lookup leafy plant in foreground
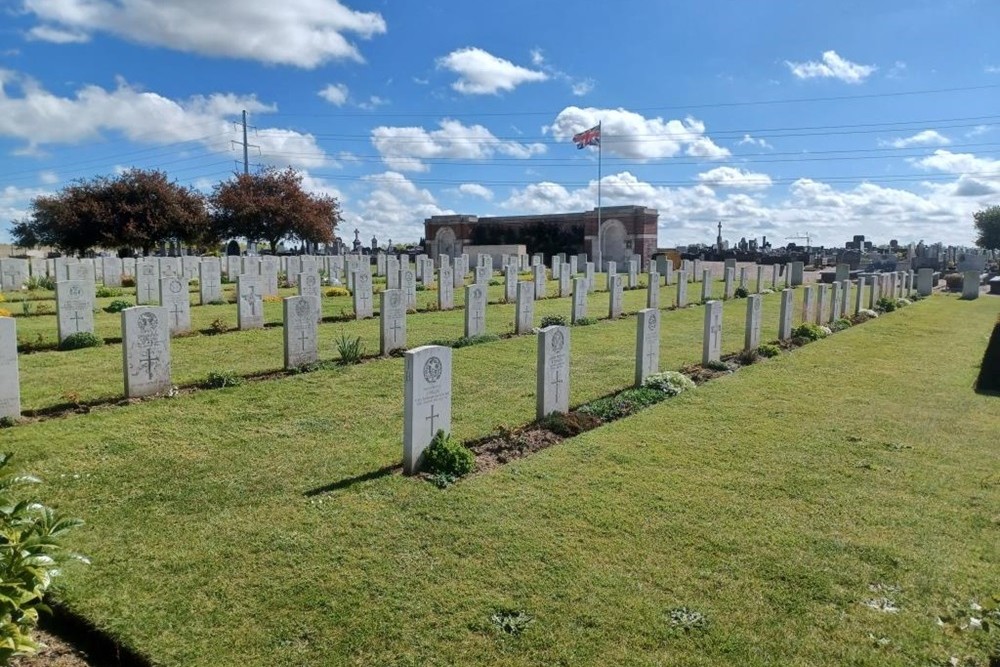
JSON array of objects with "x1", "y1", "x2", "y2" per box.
[
  {"x1": 335, "y1": 333, "x2": 365, "y2": 365},
  {"x1": 203, "y1": 370, "x2": 245, "y2": 389},
  {"x1": 103, "y1": 299, "x2": 132, "y2": 313},
  {"x1": 757, "y1": 343, "x2": 780, "y2": 358},
  {"x1": 421, "y1": 430, "x2": 475, "y2": 478},
  {"x1": 490, "y1": 608, "x2": 533, "y2": 636},
  {"x1": 792, "y1": 322, "x2": 829, "y2": 341},
  {"x1": 875, "y1": 297, "x2": 897, "y2": 313},
  {"x1": 58, "y1": 331, "x2": 102, "y2": 351},
  {"x1": 540, "y1": 314, "x2": 567, "y2": 327},
  {"x1": 643, "y1": 371, "x2": 696, "y2": 396}
]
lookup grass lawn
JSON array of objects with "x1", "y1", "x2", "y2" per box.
[{"x1": 7, "y1": 293, "x2": 997, "y2": 666}]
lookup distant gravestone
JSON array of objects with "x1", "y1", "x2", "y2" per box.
[
  {"x1": 585, "y1": 262, "x2": 596, "y2": 293},
  {"x1": 790, "y1": 261, "x2": 804, "y2": 287},
  {"x1": 817, "y1": 284, "x2": 830, "y2": 325},
  {"x1": 29, "y1": 258, "x2": 46, "y2": 279},
  {"x1": 771, "y1": 263, "x2": 779, "y2": 289},
  {"x1": 778, "y1": 289, "x2": 794, "y2": 340},
  {"x1": 516, "y1": 281, "x2": 534, "y2": 334},
  {"x1": 353, "y1": 270, "x2": 374, "y2": 319},
  {"x1": 452, "y1": 257, "x2": 465, "y2": 290},
  {"x1": 676, "y1": 271, "x2": 688, "y2": 307},
  {"x1": 504, "y1": 264, "x2": 517, "y2": 302},
  {"x1": 464, "y1": 284, "x2": 487, "y2": 338},
  {"x1": 121, "y1": 306, "x2": 171, "y2": 398},
  {"x1": 703, "y1": 301, "x2": 722, "y2": 365},
  {"x1": 635, "y1": 309, "x2": 660, "y2": 386},
  {"x1": 181, "y1": 256, "x2": 199, "y2": 282},
  {"x1": 438, "y1": 267, "x2": 454, "y2": 310},
  {"x1": 607, "y1": 261, "x2": 617, "y2": 278},
  {"x1": 0, "y1": 317, "x2": 20, "y2": 420},
  {"x1": 380, "y1": 289, "x2": 407, "y2": 356},
  {"x1": 159, "y1": 277, "x2": 191, "y2": 335},
  {"x1": 917, "y1": 268, "x2": 933, "y2": 296},
  {"x1": 533, "y1": 264, "x2": 546, "y2": 299},
  {"x1": 647, "y1": 271, "x2": 660, "y2": 309},
  {"x1": 403, "y1": 345, "x2": 452, "y2": 475},
  {"x1": 551, "y1": 255, "x2": 562, "y2": 282},
  {"x1": 159, "y1": 257, "x2": 180, "y2": 279},
  {"x1": 692, "y1": 260, "x2": 701, "y2": 281},
  {"x1": 570, "y1": 255, "x2": 579, "y2": 275},
  {"x1": 571, "y1": 278, "x2": 588, "y2": 324},
  {"x1": 839, "y1": 280, "x2": 851, "y2": 317},
  {"x1": 755, "y1": 265, "x2": 764, "y2": 293},
  {"x1": 55, "y1": 280, "x2": 95, "y2": 343},
  {"x1": 830, "y1": 281, "x2": 842, "y2": 321},
  {"x1": 283, "y1": 296, "x2": 318, "y2": 369},
  {"x1": 135, "y1": 260, "x2": 159, "y2": 305},
  {"x1": 738, "y1": 266, "x2": 748, "y2": 290},
  {"x1": 0, "y1": 259, "x2": 28, "y2": 291},
  {"x1": 723, "y1": 267, "x2": 735, "y2": 299},
  {"x1": 724, "y1": 258, "x2": 737, "y2": 272},
  {"x1": 608, "y1": 274, "x2": 623, "y2": 318},
  {"x1": 226, "y1": 255, "x2": 242, "y2": 280},
  {"x1": 286, "y1": 257, "x2": 302, "y2": 286},
  {"x1": 700, "y1": 270, "x2": 712, "y2": 302},
  {"x1": 536, "y1": 326, "x2": 570, "y2": 419},
  {"x1": 962, "y1": 271, "x2": 980, "y2": 299},
  {"x1": 261, "y1": 257, "x2": 280, "y2": 296},
  {"x1": 802, "y1": 285, "x2": 816, "y2": 324},
  {"x1": 854, "y1": 277, "x2": 866, "y2": 315},
  {"x1": 745, "y1": 294, "x2": 762, "y2": 351},
  {"x1": 475, "y1": 265, "x2": 490, "y2": 286},
  {"x1": 199, "y1": 260, "x2": 222, "y2": 305},
  {"x1": 559, "y1": 264, "x2": 572, "y2": 298},
  {"x1": 103, "y1": 257, "x2": 123, "y2": 288},
  {"x1": 835, "y1": 263, "x2": 850, "y2": 282},
  {"x1": 66, "y1": 261, "x2": 95, "y2": 283},
  {"x1": 627, "y1": 260, "x2": 639, "y2": 289},
  {"x1": 386, "y1": 257, "x2": 400, "y2": 289},
  {"x1": 237, "y1": 275, "x2": 264, "y2": 329},
  {"x1": 402, "y1": 269, "x2": 417, "y2": 310},
  {"x1": 242, "y1": 256, "x2": 261, "y2": 277},
  {"x1": 297, "y1": 272, "x2": 323, "y2": 322}
]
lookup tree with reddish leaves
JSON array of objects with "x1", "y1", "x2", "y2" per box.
[{"x1": 209, "y1": 167, "x2": 340, "y2": 253}]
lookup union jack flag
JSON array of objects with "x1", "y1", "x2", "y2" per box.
[{"x1": 572, "y1": 124, "x2": 601, "y2": 149}]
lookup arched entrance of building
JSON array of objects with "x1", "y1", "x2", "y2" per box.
[
  {"x1": 600, "y1": 219, "x2": 629, "y2": 270},
  {"x1": 435, "y1": 227, "x2": 457, "y2": 259}
]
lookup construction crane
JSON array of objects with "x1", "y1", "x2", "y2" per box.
[{"x1": 785, "y1": 233, "x2": 812, "y2": 249}]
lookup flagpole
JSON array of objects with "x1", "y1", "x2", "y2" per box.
[{"x1": 596, "y1": 120, "x2": 603, "y2": 272}]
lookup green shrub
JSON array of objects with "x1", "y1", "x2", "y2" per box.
[
  {"x1": 736, "y1": 347, "x2": 759, "y2": 365},
  {"x1": 490, "y1": 609, "x2": 533, "y2": 636},
  {"x1": 0, "y1": 453, "x2": 87, "y2": 662},
  {"x1": 422, "y1": 430, "x2": 475, "y2": 477},
  {"x1": 202, "y1": 370, "x2": 245, "y2": 389},
  {"x1": 829, "y1": 318, "x2": 851, "y2": 332},
  {"x1": 875, "y1": 297, "x2": 896, "y2": 313},
  {"x1": 792, "y1": 322, "x2": 828, "y2": 341},
  {"x1": 852, "y1": 309, "x2": 879, "y2": 324},
  {"x1": 944, "y1": 273, "x2": 963, "y2": 290},
  {"x1": 95, "y1": 286, "x2": 123, "y2": 298},
  {"x1": 757, "y1": 343, "x2": 780, "y2": 358},
  {"x1": 895, "y1": 298, "x2": 911, "y2": 308},
  {"x1": 734, "y1": 286, "x2": 749, "y2": 298},
  {"x1": 18, "y1": 299, "x2": 33, "y2": 317},
  {"x1": 452, "y1": 333, "x2": 500, "y2": 348},
  {"x1": 579, "y1": 387, "x2": 666, "y2": 421},
  {"x1": 642, "y1": 371, "x2": 696, "y2": 396},
  {"x1": 208, "y1": 318, "x2": 229, "y2": 335},
  {"x1": 336, "y1": 333, "x2": 365, "y2": 365},
  {"x1": 540, "y1": 314, "x2": 567, "y2": 327},
  {"x1": 573, "y1": 317, "x2": 598, "y2": 326},
  {"x1": 704, "y1": 359, "x2": 730, "y2": 372},
  {"x1": 538, "y1": 411, "x2": 600, "y2": 437},
  {"x1": 59, "y1": 331, "x2": 102, "y2": 350},
  {"x1": 103, "y1": 298, "x2": 132, "y2": 313},
  {"x1": 488, "y1": 279, "x2": 502, "y2": 286}
]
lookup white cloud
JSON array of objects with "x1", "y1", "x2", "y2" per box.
[
  {"x1": 696, "y1": 166, "x2": 773, "y2": 190},
  {"x1": 357, "y1": 95, "x2": 387, "y2": 110},
  {"x1": 457, "y1": 183, "x2": 493, "y2": 200},
  {"x1": 26, "y1": 25, "x2": 89, "y2": 43},
  {"x1": 985, "y1": 65, "x2": 1000, "y2": 74},
  {"x1": 526, "y1": 47, "x2": 594, "y2": 96},
  {"x1": 370, "y1": 118, "x2": 546, "y2": 172},
  {"x1": 878, "y1": 130, "x2": 950, "y2": 149},
  {"x1": 346, "y1": 171, "x2": 453, "y2": 242},
  {"x1": 967, "y1": 125, "x2": 993, "y2": 138},
  {"x1": 738, "y1": 134, "x2": 773, "y2": 150},
  {"x1": 1, "y1": 184, "x2": 50, "y2": 229},
  {"x1": 38, "y1": 170, "x2": 58, "y2": 184},
  {"x1": 786, "y1": 50, "x2": 877, "y2": 84},
  {"x1": 548, "y1": 106, "x2": 730, "y2": 160},
  {"x1": 318, "y1": 83, "x2": 348, "y2": 106},
  {"x1": 22, "y1": 0, "x2": 387, "y2": 68},
  {"x1": 436, "y1": 47, "x2": 548, "y2": 95},
  {"x1": 911, "y1": 149, "x2": 1000, "y2": 178},
  {"x1": 0, "y1": 70, "x2": 328, "y2": 168},
  {"x1": 571, "y1": 79, "x2": 595, "y2": 96}
]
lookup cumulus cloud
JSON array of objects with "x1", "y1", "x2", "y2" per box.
[
  {"x1": 911, "y1": 149, "x2": 1000, "y2": 177},
  {"x1": 318, "y1": 83, "x2": 349, "y2": 106},
  {"x1": 436, "y1": 47, "x2": 548, "y2": 95},
  {"x1": 786, "y1": 50, "x2": 876, "y2": 84},
  {"x1": 879, "y1": 130, "x2": 950, "y2": 149},
  {"x1": 26, "y1": 25, "x2": 89, "y2": 43},
  {"x1": 547, "y1": 106, "x2": 730, "y2": 160},
  {"x1": 528, "y1": 47, "x2": 594, "y2": 96},
  {"x1": 696, "y1": 166, "x2": 773, "y2": 190},
  {"x1": 370, "y1": 118, "x2": 546, "y2": 172},
  {"x1": 21, "y1": 0, "x2": 387, "y2": 67},
  {"x1": 738, "y1": 134, "x2": 773, "y2": 150},
  {"x1": 345, "y1": 171, "x2": 453, "y2": 241},
  {"x1": 0, "y1": 70, "x2": 327, "y2": 167},
  {"x1": 458, "y1": 183, "x2": 493, "y2": 200}
]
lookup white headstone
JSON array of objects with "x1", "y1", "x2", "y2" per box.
[
  {"x1": 261, "y1": 256, "x2": 280, "y2": 296},
  {"x1": 353, "y1": 270, "x2": 374, "y2": 319},
  {"x1": 745, "y1": 294, "x2": 762, "y2": 351},
  {"x1": 159, "y1": 277, "x2": 191, "y2": 334},
  {"x1": 103, "y1": 257, "x2": 123, "y2": 288},
  {"x1": 121, "y1": 306, "x2": 171, "y2": 398},
  {"x1": 627, "y1": 260, "x2": 639, "y2": 289},
  {"x1": 403, "y1": 345, "x2": 453, "y2": 475},
  {"x1": 571, "y1": 278, "x2": 588, "y2": 324},
  {"x1": 237, "y1": 275, "x2": 264, "y2": 329},
  {"x1": 158, "y1": 257, "x2": 180, "y2": 279},
  {"x1": 676, "y1": 271, "x2": 689, "y2": 307},
  {"x1": 452, "y1": 257, "x2": 465, "y2": 290},
  {"x1": 700, "y1": 270, "x2": 712, "y2": 302},
  {"x1": 585, "y1": 262, "x2": 595, "y2": 293},
  {"x1": 464, "y1": 284, "x2": 487, "y2": 338},
  {"x1": 608, "y1": 274, "x2": 623, "y2": 319},
  {"x1": 962, "y1": 270, "x2": 980, "y2": 299},
  {"x1": 703, "y1": 301, "x2": 722, "y2": 365},
  {"x1": 778, "y1": 289, "x2": 794, "y2": 340},
  {"x1": 830, "y1": 282, "x2": 842, "y2": 321},
  {"x1": 790, "y1": 261, "x2": 804, "y2": 287},
  {"x1": 536, "y1": 326, "x2": 570, "y2": 419},
  {"x1": 917, "y1": 268, "x2": 933, "y2": 296},
  {"x1": 55, "y1": 279, "x2": 95, "y2": 342},
  {"x1": 504, "y1": 264, "x2": 517, "y2": 303},
  {"x1": 817, "y1": 284, "x2": 830, "y2": 324},
  {"x1": 855, "y1": 277, "x2": 866, "y2": 315},
  {"x1": 402, "y1": 269, "x2": 417, "y2": 310},
  {"x1": 533, "y1": 264, "x2": 546, "y2": 299},
  {"x1": 802, "y1": 285, "x2": 816, "y2": 324},
  {"x1": 181, "y1": 256, "x2": 199, "y2": 282},
  {"x1": 0, "y1": 317, "x2": 20, "y2": 420},
  {"x1": 135, "y1": 259, "x2": 159, "y2": 304},
  {"x1": 438, "y1": 267, "x2": 454, "y2": 310},
  {"x1": 283, "y1": 296, "x2": 318, "y2": 369},
  {"x1": 199, "y1": 260, "x2": 222, "y2": 305},
  {"x1": 559, "y1": 264, "x2": 572, "y2": 298},
  {"x1": 297, "y1": 271, "x2": 323, "y2": 322},
  {"x1": 380, "y1": 289, "x2": 407, "y2": 356},
  {"x1": 738, "y1": 267, "x2": 748, "y2": 290},
  {"x1": 723, "y1": 267, "x2": 735, "y2": 299},
  {"x1": 226, "y1": 255, "x2": 242, "y2": 280},
  {"x1": 771, "y1": 263, "x2": 779, "y2": 289},
  {"x1": 755, "y1": 265, "x2": 764, "y2": 293},
  {"x1": 386, "y1": 257, "x2": 400, "y2": 289},
  {"x1": 839, "y1": 279, "x2": 851, "y2": 318},
  {"x1": 635, "y1": 309, "x2": 660, "y2": 386},
  {"x1": 516, "y1": 281, "x2": 534, "y2": 334},
  {"x1": 0, "y1": 259, "x2": 28, "y2": 291},
  {"x1": 647, "y1": 271, "x2": 660, "y2": 309},
  {"x1": 475, "y1": 265, "x2": 490, "y2": 286}
]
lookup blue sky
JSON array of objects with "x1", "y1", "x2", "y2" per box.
[{"x1": 1, "y1": 0, "x2": 998, "y2": 248}]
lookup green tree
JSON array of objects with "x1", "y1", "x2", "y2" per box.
[
  {"x1": 209, "y1": 167, "x2": 340, "y2": 252},
  {"x1": 973, "y1": 205, "x2": 1000, "y2": 251}
]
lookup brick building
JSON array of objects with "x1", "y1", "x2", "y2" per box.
[{"x1": 423, "y1": 205, "x2": 658, "y2": 269}]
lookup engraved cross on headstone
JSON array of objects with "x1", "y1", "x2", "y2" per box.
[
  {"x1": 298, "y1": 330, "x2": 309, "y2": 352},
  {"x1": 389, "y1": 318, "x2": 402, "y2": 339},
  {"x1": 242, "y1": 286, "x2": 258, "y2": 315},
  {"x1": 139, "y1": 347, "x2": 159, "y2": 380},
  {"x1": 143, "y1": 282, "x2": 156, "y2": 301},
  {"x1": 171, "y1": 302, "x2": 184, "y2": 326},
  {"x1": 552, "y1": 369, "x2": 564, "y2": 402},
  {"x1": 70, "y1": 311, "x2": 84, "y2": 332},
  {"x1": 425, "y1": 404, "x2": 439, "y2": 437}
]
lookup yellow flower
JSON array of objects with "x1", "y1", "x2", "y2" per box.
[{"x1": 0, "y1": 308, "x2": 11, "y2": 318}]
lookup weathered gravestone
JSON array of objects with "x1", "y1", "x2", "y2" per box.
[
  {"x1": 790, "y1": 261, "x2": 804, "y2": 287},
  {"x1": 560, "y1": 264, "x2": 572, "y2": 298},
  {"x1": 635, "y1": 309, "x2": 660, "y2": 385},
  {"x1": 0, "y1": 259, "x2": 28, "y2": 292},
  {"x1": 464, "y1": 284, "x2": 487, "y2": 338},
  {"x1": 608, "y1": 274, "x2": 624, "y2": 318},
  {"x1": 386, "y1": 257, "x2": 400, "y2": 289},
  {"x1": 135, "y1": 260, "x2": 159, "y2": 305},
  {"x1": 628, "y1": 260, "x2": 639, "y2": 289},
  {"x1": 297, "y1": 272, "x2": 323, "y2": 322},
  {"x1": 66, "y1": 261, "x2": 95, "y2": 283},
  {"x1": 701, "y1": 270, "x2": 712, "y2": 302},
  {"x1": 121, "y1": 306, "x2": 171, "y2": 398},
  {"x1": 159, "y1": 277, "x2": 191, "y2": 335},
  {"x1": 0, "y1": 317, "x2": 19, "y2": 420},
  {"x1": 533, "y1": 264, "x2": 547, "y2": 299},
  {"x1": 724, "y1": 267, "x2": 735, "y2": 299},
  {"x1": 839, "y1": 279, "x2": 851, "y2": 317},
  {"x1": 55, "y1": 280, "x2": 95, "y2": 343},
  {"x1": 854, "y1": 277, "x2": 866, "y2": 315},
  {"x1": 225, "y1": 255, "x2": 242, "y2": 280},
  {"x1": 158, "y1": 257, "x2": 180, "y2": 279},
  {"x1": 703, "y1": 301, "x2": 722, "y2": 365},
  {"x1": 181, "y1": 256, "x2": 200, "y2": 282},
  {"x1": 739, "y1": 266, "x2": 748, "y2": 290},
  {"x1": 380, "y1": 289, "x2": 407, "y2": 356},
  {"x1": 647, "y1": 271, "x2": 660, "y2": 309},
  {"x1": 571, "y1": 278, "x2": 588, "y2": 324},
  {"x1": 504, "y1": 264, "x2": 517, "y2": 303},
  {"x1": 516, "y1": 282, "x2": 534, "y2": 334},
  {"x1": 771, "y1": 263, "x2": 779, "y2": 289},
  {"x1": 756, "y1": 265, "x2": 764, "y2": 293},
  {"x1": 537, "y1": 325, "x2": 570, "y2": 419},
  {"x1": 261, "y1": 257, "x2": 280, "y2": 296},
  {"x1": 199, "y1": 260, "x2": 222, "y2": 305},
  {"x1": 242, "y1": 256, "x2": 261, "y2": 277},
  {"x1": 475, "y1": 265, "x2": 490, "y2": 286},
  {"x1": 917, "y1": 268, "x2": 933, "y2": 296},
  {"x1": 103, "y1": 257, "x2": 123, "y2": 288},
  {"x1": 676, "y1": 271, "x2": 688, "y2": 307},
  {"x1": 283, "y1": 296, "x2": 318, "y2": 369},
  {"x1": 402, "y1": 269, "x2": 417, "y2": 310},
  {"x1": 585, "y1": 262, "x2": 596, "y2": 293},
  {"x1": 962, "y1": 271, "x2": 980, "y2": 299},
  {"x1": 830, "y1": 281, "x2": 842, "y2": 321},
  {"x1": 438, "y1": 267, "x2": 454, "y2": 310},
  {"x1": 778, "y1": 289, "x2": 794, "y2": 340},
  {"x1": 403, "y1": 345, "x2": 452, "y2": 475},
  {"x1": 452, "y1": 257, "x2": 465, "y2": 290},
  {"x1": 745, "y1": 294, "x2": 762, "y2": 351},
  {"x1": 237, "y1": 275, "x2": 264, "y2": 329},
  {"x1": 353, "y1": 270, "x2": 374, "y2": 319},
  {"x1": 802, "y1": 285, "x2": 816, "y2": 324},
  {"x1": 817, "y1": 284, "x2": 830, "y2": 325}
]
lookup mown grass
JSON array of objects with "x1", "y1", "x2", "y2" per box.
[{"x1": 5, "y1": 293, "x2": 996, "y2": 666}]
